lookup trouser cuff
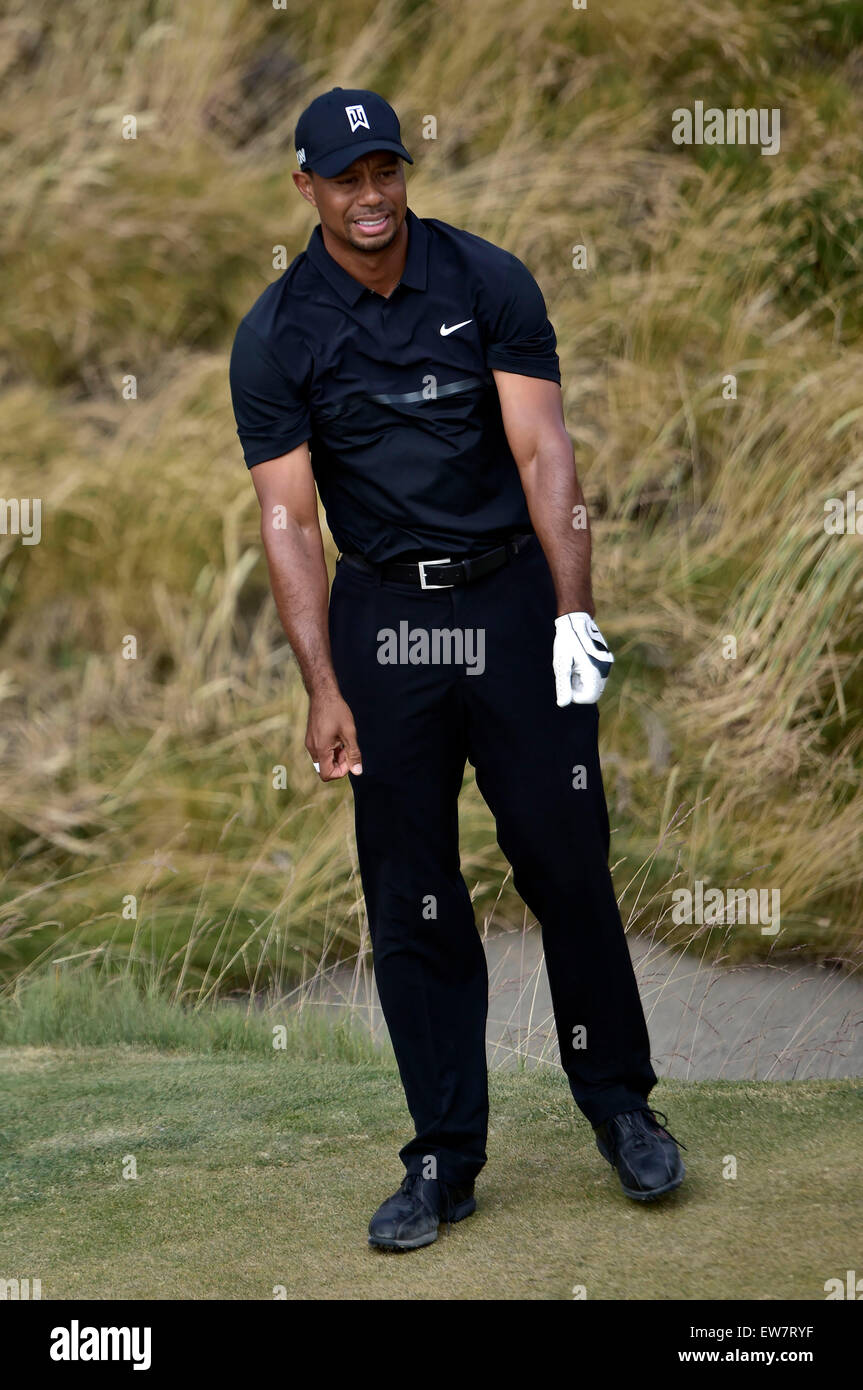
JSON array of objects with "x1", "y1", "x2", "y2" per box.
[
  {"x1": 574, "y1": 1085, "x2": 654, "y2": 1129},
  {"x1": 402, "y1": 1154, "x2": 485, "y2": 1188}
]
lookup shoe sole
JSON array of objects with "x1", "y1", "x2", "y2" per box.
[
  {"x1": 368, "y1": 1196, "x2": 476, "y2": 1252},
  {"x1": 617, "y1": 1164, "x2": 686, "y2": 1202}
]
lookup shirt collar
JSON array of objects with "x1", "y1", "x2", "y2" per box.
[{"x1": 305, "y1": 206, "x2": 428, "y2": 305}]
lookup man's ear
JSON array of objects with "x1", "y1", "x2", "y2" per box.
[{"x1": 291, "y1": 170, "x2": 317, "y2": 209}]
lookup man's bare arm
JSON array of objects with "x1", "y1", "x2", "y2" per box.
[
  {"x1": 492, "y1": 371, "x2": 594, "y2": 618},
  {"x1": 250, "y1": 444, "x2": 362, "y2": 779}
]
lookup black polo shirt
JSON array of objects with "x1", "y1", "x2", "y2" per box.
[{"x1": 229, "y1": 206, "x2": 561, "y2": 563}]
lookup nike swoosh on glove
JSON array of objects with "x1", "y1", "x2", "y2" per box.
[{"x1": 553, "y1": 612, "x2": 615, "y2": 706}]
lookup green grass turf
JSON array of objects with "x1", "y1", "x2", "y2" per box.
[{"x1": 1, "y1": 1048, "x2": 860, "y2": 1300}]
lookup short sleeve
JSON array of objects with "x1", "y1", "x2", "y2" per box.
[
  {"x1": 229, "y1": 319, "x2": 312, "y2": 467},
  {"x1": 484, "y1": 254, "x2": 561, "y2": 384}
]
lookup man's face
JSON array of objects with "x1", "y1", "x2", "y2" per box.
[{"x1": 294, "y1": 151, "x2": 407, "y2": 252}]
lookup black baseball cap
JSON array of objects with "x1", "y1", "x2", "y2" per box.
[{"x1": 294, "y1": 87, "x2": 413, "y2": 178}]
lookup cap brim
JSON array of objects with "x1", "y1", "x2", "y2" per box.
[{"x1": 311, "y1": 140, "x2": 414, "y2": 177}]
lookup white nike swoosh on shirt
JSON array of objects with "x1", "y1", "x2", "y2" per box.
[{"x1": 439, "y1": 319, "x2": 473, "y2": 336}]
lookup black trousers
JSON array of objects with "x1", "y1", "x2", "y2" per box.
[{"x1": 328, "y1": 535, "x2": 657, "y2": 1186}]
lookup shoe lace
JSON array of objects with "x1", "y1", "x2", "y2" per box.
[
  {"x1": 607, "y1": 1107, "x2": 687, "y2": 1158},
  {"x1": 642, "y1": 1107, "x2": 688, "y2": 1152},
  {"x1": 401, "y1": 1172, "x2": 442, "y2": 1214}
]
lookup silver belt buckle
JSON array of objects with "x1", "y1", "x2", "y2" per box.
[{"x1": 418, "y1": 557, "x2": 453, "y2": 589}]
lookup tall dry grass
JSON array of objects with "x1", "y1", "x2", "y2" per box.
[{"x1": 1, "y1": 0, "x2": 861, "y2": 992}]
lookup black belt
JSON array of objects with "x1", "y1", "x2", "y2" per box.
[{"x1": 340, "y1": 534, "x2": 534, "y2": 589}]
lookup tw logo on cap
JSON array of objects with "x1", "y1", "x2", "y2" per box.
[{"x1": 345, "y1": 104, "x2": 370, "y2": 133}]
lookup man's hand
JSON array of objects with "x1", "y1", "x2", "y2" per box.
[
  {"x1": 553, "y1": 612, "x2": 614, "y2": 706},
  {"x1": 306, "y1": 690, "x2": 363, "y2": 780}
]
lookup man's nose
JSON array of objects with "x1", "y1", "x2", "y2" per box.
[{"x1": 356, "y1": 177, "x2": 384, "y2": 202}]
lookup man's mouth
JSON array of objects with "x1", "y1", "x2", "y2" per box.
[{"x1": 353, "y1": 213, "x2": 391, "y2": 234}]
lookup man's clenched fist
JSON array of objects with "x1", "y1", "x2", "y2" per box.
[{"x1": 306, "y1": 690, "x2": 363, "y2": 780}]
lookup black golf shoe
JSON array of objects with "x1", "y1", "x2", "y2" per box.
[
  {"x1": 594, "y1": 1107, "x2": 686, "y2": 1201},
  {"x1": 368, "y1": 1172, "x2": 476, "y2": 1251}
]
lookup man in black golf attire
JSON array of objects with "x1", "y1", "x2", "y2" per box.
[{"x1": 229, "y1": 88, "x2": 685, "y2": 1250}]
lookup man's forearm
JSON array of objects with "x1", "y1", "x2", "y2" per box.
[
  {"x1": 261, "y1": 521, "x2": 339, "y2": 696},
  {"x1": 518, "y1": 435, "x2": 595, "y2": 617}
]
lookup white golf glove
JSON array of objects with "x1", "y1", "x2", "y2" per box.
[{"x1": 553, "y1": 612, "x2": 614, "y2": 706}]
